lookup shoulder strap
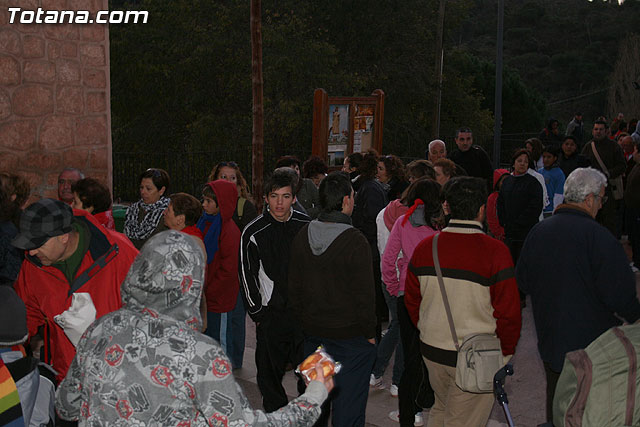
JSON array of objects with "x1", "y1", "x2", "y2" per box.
[
  {"x1": 590, "y1": 142, "x2": 610, "y2": 177},
  {"x1": 237, "y1": 197, "x2": 246, "y2": 219},
  {"x1": 68, "y1": 244, "x2": 119, "y2": 297},
  {"x1": 432, "y1": 234, "x2": 460, "y2": 351}
]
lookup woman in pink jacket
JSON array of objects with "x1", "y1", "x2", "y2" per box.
[{"x1": 382, "y1": 178, "x2": 443, "y2": 425}]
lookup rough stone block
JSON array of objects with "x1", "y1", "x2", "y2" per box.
[
  {"x1": 23, "y1": 35, "x2": 45, "y2": 58},
  {"x1": 91, "y1": 171, "x2": 108, "y2": 186},
  {"x1": 42, "y1": 0, "x2": 68, "y2": 10},
  {"x1": 0, "y1": 89, "x2": 10, "y2": 120},
  {"x1": 75, "y1": 115, "x2": 106, "y2": 145},
  {"x1": 20, "y1": 171, "x2": 44, "y2": 189},
  {"x1": 39, "y1": 116, "x2": 74, "y2": 152},
  {"x1": 61, "y1": 41, "x2": 76, "y2": 57},
  {"x1": 14, "y1": 23, "x2": 40, "y2": 35},
  {"x1": 80, "y1": 25, "x2": 105, "y2": 42},
  {"x1": 46, "y1": 172, "x2": 60, "y2": 187},
  {"x1": 0, "y1": 55, "x2": 20, "y2": 85},
  {"x1": 69, "y1": 0, "x2": 99, "y2": 13},
  {"x1": 24, "y1": 151, "x2": 62, "y2": 171},
  {"x1": 86, "y1": 91, "x2": 105, "y2": 112},
  {"x1": 12, "y1": 85, "x2": 54, "y2": 116},
  {"x1": 48, "y1": 40, "x2": 60, "y2": 59},
  {"x1": 0, "y1": 152, "x2": 20, "y2": 171},
  {"x1": 83, "y1": 68, "x2": 105, "y2": 88},
  {"x1": 0, "y1": 29, "x2": 20, "y2": 55},
  {"x1": 57, "y1": 59, "x2": 80, "y2": 82},
  {"x1": 0, "y1": 120, "x2": 37, "y2": 150},
  {"x1": 89, "y1": 147, "x2": 107, "y2": 169},
  {"x1": 24, "y1": 60, "x2": 56, "y2": 83},
  {"x1": 62, "y1": 148, "x2": 89, "y2": 168},
  {"x1": 44, "y1": 24, "x2": 79, "y2": 41},
  {"x1": 79, "y1": 44, "x2": 104, "y2": 66},
  {"x1": 56, "y1": 85, "x2": 84, "y2": 114}
]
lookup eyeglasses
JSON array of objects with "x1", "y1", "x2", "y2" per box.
[
  {"x1": 146, "y1": 168, "x2": 162, "y2": 178},
  {"x1": 217, "y1": 161, "x2": 238, "y2": 168}
]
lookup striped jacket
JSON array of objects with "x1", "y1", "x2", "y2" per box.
[{"x1": 404, "y1": 220, "x2": 521, "y2": 367}]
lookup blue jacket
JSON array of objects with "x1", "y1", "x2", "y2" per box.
[
  {"x1": 537, "y1": 166, "x2": 565, "y2": 212},
  {"x1": 516, "y1": 205, "x2": 640, "y2": 372}
]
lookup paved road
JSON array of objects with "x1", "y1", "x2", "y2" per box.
[{"x1": 234, "y1": 243, "x2": 639, "y2": 426}]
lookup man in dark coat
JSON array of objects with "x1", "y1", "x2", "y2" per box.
[
  {"x1": 516, "y1": 167, "x2": 640, "y2": 424},
  {"x1": 581, "y1": 120, "x2": 627, "y2": 235},
  {"x1": 448, "y1": 127, "x2": 493, "y2": 193}
]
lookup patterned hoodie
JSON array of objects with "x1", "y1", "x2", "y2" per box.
[{"x1": 56, "y1": 230, "x2": 327, "y2": 426}]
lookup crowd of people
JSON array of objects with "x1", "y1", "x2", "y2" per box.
[{"x1": 0, "y1": 113, "x2": 639, "y2": 427}]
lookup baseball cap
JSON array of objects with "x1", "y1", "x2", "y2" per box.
[{"x1": 12, "y1": 198, "x2": 74, "y2": 250}]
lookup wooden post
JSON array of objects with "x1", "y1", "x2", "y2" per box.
[
  {"x1": 250, "y1": 0, "x2": 264, "y2": 210},
  {"x1": 433, "y1": 0, "x2": 446, "y2": 139}
]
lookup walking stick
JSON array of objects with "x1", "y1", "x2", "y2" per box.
[{"x1": 494, "y1": 363, "x2": 515, "y2": 427}]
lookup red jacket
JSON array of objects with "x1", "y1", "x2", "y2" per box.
[
  {"x1": 14, "y1": 209, "x2": 138, "y2": 383},
  {"x1": 203, "y1": 180, "x2": 241, "y2": 313}
]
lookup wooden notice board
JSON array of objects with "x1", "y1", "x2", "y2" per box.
[{"x1": 311, "y1": 88, "x2": 385, "y2": 168}]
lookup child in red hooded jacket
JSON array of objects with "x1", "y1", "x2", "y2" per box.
[{"x1": 197, "y1": 180, "x2": 241, "y2": 359}]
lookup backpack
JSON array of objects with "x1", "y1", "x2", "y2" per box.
[{"x1": 553, "y1": 323, "x2": 640, "y2": 427}]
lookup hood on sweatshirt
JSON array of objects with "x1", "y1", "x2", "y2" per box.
[
  {"x1": 121, "y1": 230, "x2": 205, "y2": 331},
  {"x1": 493, "y1": 169, "x2": 510, "y2": 191},
  {"x1": 383, "y1": 199, "x2": 409, "y2": 231},
  {"x1": 408, "y1": 205, "x2": 429, "y2": 228},
  {"x1": 307, "y1": 219, "x2": 352, "y2": 256},
  {"x1": 207, "y1": 180, "x2": 238, "y2": 223}
]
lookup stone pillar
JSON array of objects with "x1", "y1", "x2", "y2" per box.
[{"x1": 0, "y1": 0, "x2": 111, "y2": 201}]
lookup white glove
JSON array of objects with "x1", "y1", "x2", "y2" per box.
[{"x1": 54, "y1": 293, "x2": 97, "y2": 347}]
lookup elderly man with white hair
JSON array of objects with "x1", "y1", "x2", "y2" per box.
[
  {"x1": 425, "y1": 139, "x2": 447, "y2": 163},
  {"x1": 516, "y1": 167, "x2": 640, "y2": 425}
]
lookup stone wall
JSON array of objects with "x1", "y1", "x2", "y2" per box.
[{"x1": 0, "y1": 0, "x2": 111, "y2": 201}]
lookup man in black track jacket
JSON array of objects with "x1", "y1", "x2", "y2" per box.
[{"x1": 239, "y1": 168, "x2": 310, "y2": 412}]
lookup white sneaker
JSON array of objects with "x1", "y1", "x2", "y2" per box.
[
  {"x1": 388, "y1": 410, "x2": 424, "y2": 426},
  {"x1": 369, "y1": 374, "x2": 383, "y2": 388},
  {"x1": 390, "y1": 384, "x2": 399, "y2": 397}
]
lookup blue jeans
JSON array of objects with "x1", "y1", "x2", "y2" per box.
[
  {"x1": 206, "y1": 311, "x2": 233, "y2": 358},
  {"x1": 372, "y1": 282, "x2": 403, "y2": 384},
  {"x1": 304, "y1": 335, "x2": 376, "y2": 427}
]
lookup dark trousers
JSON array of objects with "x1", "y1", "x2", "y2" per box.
[
  {"x1": 397, "y1": 296, "x2": 434, "y2": 426},
  {"x1": 370, "y1": 242, "x2": 387, "y2": 341},
  {"x1": 628, "y1": 206, "x2": 640, "y2": 267},
  {"x1": 255, "y1": 310, "x2": 305, "y2": 412},
  {"x1": 303, "y1": 335, "x2": 376, "y2": 427},
  {"x1": 506, "y1": 238, "x2": 527, "y2": 305},
  {"x1": 544, "y1": 362, "x2": 561, "y2": 424},
  {"x1": 229, "y1": 291, "x2": 247, "y2": 369}
]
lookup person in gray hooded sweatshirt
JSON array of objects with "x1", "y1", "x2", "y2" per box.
[
  {"x1": 289, "y1": 172, "x2": 377, "y2": 427},
  {"x1": 56, "y1": 230, "x2": 332, "y2": 426}
]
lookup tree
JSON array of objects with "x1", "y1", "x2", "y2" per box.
[{"x1": 606, "y1": 33, "x2": 640, "y2": 120}]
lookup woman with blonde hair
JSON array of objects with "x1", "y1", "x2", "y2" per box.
[{"x1": 209, "y1": 161, "x2": 258, "y2": 233}]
